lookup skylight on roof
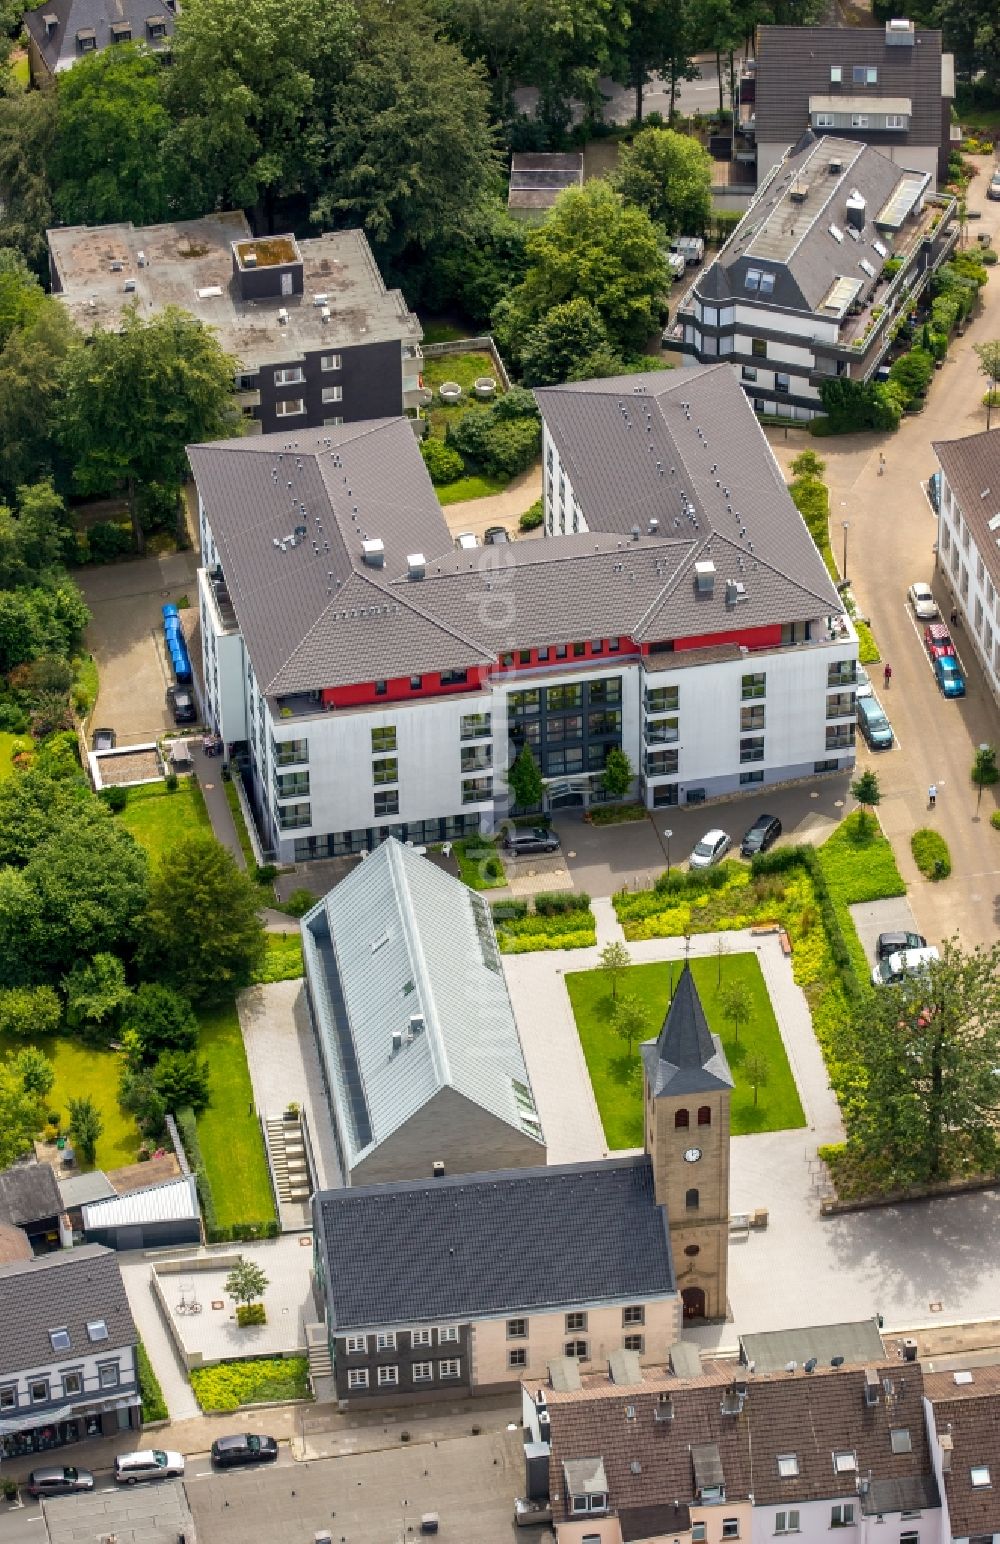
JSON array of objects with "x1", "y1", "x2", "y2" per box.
[
  {"x1": 759, "y1": 272, "x2": 775, "y2": 295},
  {"x1": 778, "y1": 1454, "x2": 799, "y2": 1478},
  {"x1": 834, "y1": 1451, "x2": 858, "y2": 1474},
  {"x1": 745, "y1": 269, "x2": 762, "y2": 291},
  {"x1": 859, "y1": 258, "x2": 877, "y2": 278},
  {"x1": 87, "y1": 1319, "x2": 108, "y2": 1343},
  {"x1": 971, "y1": 1467, "x2": 991, "y2": 1488},
  {"x1": 49, "y1": 1328, "x2": 70, "y2": 1353},
  {"x1": 890, "y1": 1429, "x2": 912, "y2": 1455},
  {"x1": 829, "y1": 224, "x2": 844, "y2": 243}
]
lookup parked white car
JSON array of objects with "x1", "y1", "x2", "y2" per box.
[
  {"x1": 855, "y1": 663, "x2": 873, "y2": 699},
  {"x1": 871, "y1": 946, "x2": 941, "y2": 987},
  {"x1": 908, "y1": 581, "x2": 938, "y2": 620},
  {"x1": 689, "y1": 829, "x2": 732, "y2": 869}
]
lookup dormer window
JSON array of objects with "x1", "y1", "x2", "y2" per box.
[
  {"x1": 146, "y1": 14, "x2": 167, "y2": 35},
  {"x1": 110, "y1": 21, "x2": 131, "y2": 40},
  {"x1": 777, "y1": 1454, "x2": 799, "y2": 1478},
  {"x1": 971, "y1": 1467, "x2": 991, "y2": 1488},
  {"x1": 76, "y1": 27, "x2": 96, "y2": 49},
  {"x1": 834, "y1": 1451, "x2": 857, "y2": 1475}
]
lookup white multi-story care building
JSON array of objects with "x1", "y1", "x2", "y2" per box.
[
  {"x1": 190, "y1": 363, "x2": 857, "y2": 863},
  {"x1": 932, "y1": 428, "x2": 1000, "y2": 709}
]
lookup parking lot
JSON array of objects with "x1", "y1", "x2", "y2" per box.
[{"x1": 78, "y1": 550, "x2": 198, "y2": 745}]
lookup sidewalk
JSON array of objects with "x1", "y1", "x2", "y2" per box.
[{"x1": 191, "y1": 743, "x2": 247, "y2": 870}]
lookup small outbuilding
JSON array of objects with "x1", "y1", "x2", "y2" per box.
[
  {"x1": 82, "y1": 1177, "x2": 201, "y2": 1251},
  {"x1": 508, "y1": 152, "x2": 584, "y2": 212}
]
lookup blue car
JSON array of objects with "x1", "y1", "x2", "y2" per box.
[{"x1": 933, "y1": 653, "x2": 966, "y2": 697}]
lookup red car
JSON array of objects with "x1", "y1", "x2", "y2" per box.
[{"x1": 924, "y1": 622, "x2": 956, "y2": 660}]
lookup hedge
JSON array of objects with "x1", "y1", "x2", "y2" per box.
[
  {"x1": 991, "y1": 810, "x2": 1000, "y2": 831},
  {"x1": 911, "y1": 827, "x2": 952, "y2": 880},
  {"x1": 175, "y1": 1106, "x2": 279, "y2": 1243},
  {"x1": 533, "y1": 890, "x2": 591, "y2": 915},
  {"x1": 136, "y1": 1340, "x2": 167, "y2": 1423}
]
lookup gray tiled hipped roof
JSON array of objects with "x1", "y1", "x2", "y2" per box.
[
  {"x1": 312, "y1": 1156, "x2": 675, "y2": 1329},
  {"x1": 0, "y1": 1244, "x2": 136, "y2": 1374},
  {"x1": 641, "y1": 964, "x2": 734, "y2": 1098},
  {"x1": 0, "y1": 1163, "x2": 61, "y2": 1227},
  {"x1": 932, "y1": 428, "x2": 1000, "y2": 592},
  {"x1": 24, "y1": 0, "x2": 174, "y2": 75},
  {"x1": 188, "y1": 364, "x2": 843, "y2": 695},
  {"x1": 755, "y1": 24, "x2": 945, "y2": 150}
]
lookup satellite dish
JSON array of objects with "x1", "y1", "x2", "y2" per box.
[
  {"x1": 294, "y1": 524, "x2": 307, "y2": 538},
  {"x1": 831, "y1": 1356, "x2": 845, "y2": 1368},
  {"x1": 804, "y1": 1358, "x2": 818, "y2": 1373},
  {"x1": 785, "y1": 1361, "x2": 797, "y2": 1373}
]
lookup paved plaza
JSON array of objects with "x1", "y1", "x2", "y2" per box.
[{"x1": 150, "y1": 1237, "x2": 315, "y2": 1367}]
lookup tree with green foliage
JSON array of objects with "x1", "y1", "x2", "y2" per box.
[
  {"x1": 224, "y1": 1254, "x2": 269, "y2": 1308},
  {"x1": 599, "y1": 939, "x2": 631, "y2": 1000},
  {"x1": 68, "y1": 1095, "x2": 103, "y2": 1166},
  {"x1": 118, "y1": 1062, "x2": 168, "y2": 1141},
  {"x1": 415, "y1": 199, "x2": 527, "y2": 328},
  {"x1": 24, "y1": 815, "x2": 148, "y2": 976},
  {"x1": 972, "y1": 744, "x2": 999, "y2": 813},
  {"x1": 601, "y1": 747, "x2": 635, "y2": 802},
  {"x1": 0, "y1": 1048, "x2": 51, "y2": 1166},
  {"x1": 17, "y1": 1044, "x2": 55, "y2": 1100},
  {"x1": 888, "y1": 347, "x2": 934, "y2": 406},
  {"x1": 316, "y1": 8, "x2": 501, "y2": 263},
  {"x1": 122, "y1": 983, "x2": 199, "y2": 1060},
  {"x1": 974, "y1": 341, "x2": 1000, "y2": 428},
  {"x1": 63, "y1": 952, "x2": 131, "y2": 1036},
  {"x1": 744, "y1": 1048, "x2": 769, "y2": 1108},
  {"x1": 611, "y1": 0, "x2": 696, "y2": 122},
  {"x1": 719, "y1": 979, "x2": 751, "y2": 1048},
  {"x1": 495, "y1": 182, "x2": 667, "y2": 362},
  {"x1": 152, "y1": 1048, "x2": 211, "y2": 1114},
  {"x1": 849, "y1": 940, "x2": 1000, "y2": 1186},
  {"x1": 0, "y1": 984, "x2": 62, "y2": 1038},
  {"x1": 790, "y1": 449, "x2": 826, "y2": 481},
  {"x1": 507, "y1": 743, "x2": 545, "y2": 812},
  {"x1": 851, "y1": 769, "x2": 881, "y2": 833},
  {"x1": 139, "y1": 832, "x2": 266, "y2": 1004},
  {"x1": 0, "y1": 249, "x2": 47, "y2": 351},
  {"x1": 819, "y1": 377, "x2": 901, "y2": 433},
  {"x1": 519, "y1": 298, "x2": 623, "y2": 387},
  {"x1": 615, "y1": 128, "x2": 712, "y2": 237},
  {"x1": 50, "y1": 48, "x2": 174, "y2": 227},
  {"x1": 0, "y1": 92, "x2": 56, "y2": 270},
  {"x1": 165, "y1": 0, "x2": 358, "y2": 220},
  {"x1": 612, "y1": 991, "x2": 646, "y2": 1056},
  {"x1": 0, "y1": 302, "x2": 76, "y2": 498},
  {"x1": 59, "y1": 307, "x2": 240, "y2": 550}
]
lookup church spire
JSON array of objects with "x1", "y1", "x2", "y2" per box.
[{"x1": 640, "y1": 963, "x2": 734, "y2": 1098}]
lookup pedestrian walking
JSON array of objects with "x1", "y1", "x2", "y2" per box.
[
  {"x1": 883, "y1": 662, "x2": 892, "y2": 687},
  {"x1": 928, "y1": 784, "x2": 937, "y2": 808},
  {"x1": 950, "y1": 606, "x2": 958, "y2": 627},
  {"x1": 878, "y1": 453, "x2": 885, "y2": 476}
]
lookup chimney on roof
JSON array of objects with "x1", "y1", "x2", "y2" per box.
[
  {"x1": 362, "y1": 538, "x2": 385, "y2": 568},
  {"x1": 939, "y1": 1433, "x2": 952, "y2": 1473},
  {"x1": 846, "y1": 191, "x2": 867, "y2": 230},
  {"x1": 695, "y1": 560, "x2": 716, "y2": 595},
  {"x1": 407, "y1": 553, "x2": 426, "y2": 581},
  {"x1": 433, "y1": 1160, "x2": 445, "y2": 1178}
]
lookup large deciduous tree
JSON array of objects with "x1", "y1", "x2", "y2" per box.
[
  {"x1": 58, "y1": 307, "x2": 240, "y2": 550},
  {"x1": 0, "y1": 92, "x2": 56, "y2": 270},
  {"x1": 519, "y1": 298, "x2": 624, "y2": 387},
  {"x1": 849, "y1": 940, "x2": 1000, "y2": 1187},
  {"x1": 0, "y1": 1047, "x2": 52, "y2": 1167},
  {"x1": 612, "y1": 0, "x2": 696, "y2": 123},
  {"x1": 615, "y1": 127, "x2": 713, "y2": 237},
  {"x1": 494, "y1": 181, "x2": 667, "y2": 362},
  {"x1": 50, "y1": 47, "x2": 173, "y2": 227},
  {"x1": 139, "y1": 833, "x2": 266, "y2": 1004},
  {"x1": 0, "y1": 302, "x2": 76, "y2": 497}
]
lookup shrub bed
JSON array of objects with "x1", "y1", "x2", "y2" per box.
[
  {"x1": 588, "y1": 802, "x2": 647, "y2": 825},
  {"x1": 493, "y1": 893, "x2": 596, "y2": 952},
  {"x1": 236, "y1": 1303, "x2": 267, "y2": 1327},
  {"x1": 911, "y1": 827, "x2": 952, "y2": 880},
  {"x1": 137, "y1": 1340, "x2": 168, "y2": 1423},
  {"x1": 519, "y1": 498, "x2": 544, "y2": 532},
  {"x1": 189, "y1": 1356, "x2": 310, "y2": 1412},
  {"x1": 991, "y1": 810, "x2": 1000, "y2": 831}
]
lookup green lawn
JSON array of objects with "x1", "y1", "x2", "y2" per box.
[
  {"x1": 437, "y1": 474, "x2": 507, "y2": 505},
  {"x1": 419, "y1": 321, "x2": 468, "y2": 344},
  {"x1": 565, "y1": 954, "x2": 805, "y2": 1150},
  {"x1": 253, "y1": 932, "x2": 304, "y2": 983},
  {"x1": 0, "y1": 732, "x2": 30, "y2": 780},
  {"x1": 117, "y1": 778, "x2": 211, "y2": 862},
  {"x1": 454, "y1": 836, "x2": 505, "y2": 890},
  {"x1": 818, "y1": 812, "x2": 906, "y2": 907},
  {"x1": 190, "y1": 1356, "x2": 309, "y2": 1412},
  {"x1": 422, "y1": 350, "x2": 498, "y2": 399},
  {"x1": 10, "y1": 54, "x2": 29, "y2": 88},
  {"x1": 0, "y1": 1030, "x2": 138, "y2": 1170},
  {"x1": 195, "y1": 1001, "x2": 275, "y2": 1228}
]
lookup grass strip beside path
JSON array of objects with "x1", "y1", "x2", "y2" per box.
[{"x1": 195, "y1": 1001, "x2": 275, "y2": 1228}]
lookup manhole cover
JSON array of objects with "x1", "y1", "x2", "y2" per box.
[
  {"x1": 212, "y1": 1300, "x2": 224, "y2": 1310},
  {"x1": 929, "y1": 1301, "x2": 943, "y2": 1312}
]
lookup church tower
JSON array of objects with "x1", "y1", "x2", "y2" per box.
[{"x1": 641, "y1": 963, "x2": 734, "y2": 1321}]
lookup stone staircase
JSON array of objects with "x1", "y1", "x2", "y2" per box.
[
  {"x1": 265, "y1": 1114, "x2": 311, "y2": 1206},
  {"x1": 306, "y1": 1321, "x2": 333, "y2": 1382}
]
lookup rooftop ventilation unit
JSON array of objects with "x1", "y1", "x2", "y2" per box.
[
  {"x1": 391, "y1": 1030, "x2": 403, "y2": 1054},
  {"x1": 720, "y1": 1386, "x2": 745, "y2": 1417},
  {"x1": 654, "y1": 1394, "x2": 674, "y2": 1422},
  {"x1": 321, "y1": 307, "x2": 331, "y2": 323},
  {"x1": 695, "y1": 560, "x2": 716, "y2": 595},
  {"x1": 433, "y1": 1160, "x2": 445, "y2": 1178},
  {"x1": 137, "y1": 250, "x2": 146, "y2": 267},
  {"x1": 362, "y1": 537, "x2": 385, "y2": 568},
  {"x1": 789, "y1": 181, "x2": 810, "y2": 203},
  {"x1": 409, "y1": 1013, "x2": 425, "y2": 1036},
  {"x1": 198, "y1": 285, "x2": 223, "y2": 300},
  {"x1": 110, "y1": 260, "x2": 123, "y2": 272},
  {"x1": 243, "y1": 252, "x2": 257, "y2": 269},
  {"x1": 885, "y1": 16, "x2": 915, "y2": 43},
  {"x1": 277, "y1": 308, "x2": 289, "y2": 324},
  {"x1": 407, "y1": 553, "x2": 425, "y2": 580},
  {"x1": 846, "y1": 191, "x2": 867, "y2": 230},
  {"x1": 726, "y1": 579, "x2": 748, "y2": 606},
  {"x1": 313, "y1": 293, "x2": 329, "y2": 306},
  {"x1": 631, "y1": 525, "x2": 641, "y2": 542},
  {"x1": 123, "y1": 279, "x2": 136, "y2": 293},
  {"x1": 829, "y1": 159, "x2": 844, "y2": 175},
  {"x1": 649, "y1": 517, "x2": 659, "y2": 533},
  {"x1": 864, "y1": 1368, "x2": 880, "y2": 1407}
]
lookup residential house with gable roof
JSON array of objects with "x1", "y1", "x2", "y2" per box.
[
  {"x1": 300, "y1": 836, "x2": 545, "y2": 1185},
  {"x1": 23, "y1": 0, "x2": 174, "y2": 80},
  {"x1": 190, "y1": 363, "x2": 857, "y2": 862},
  {"x1": 923, "y1": 1364, "x2": 1000, "y2": 1544}
]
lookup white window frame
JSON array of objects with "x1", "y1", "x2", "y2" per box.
[
  {"x1": 778, "y1": 1455, "x2": 799, "y2": 1478},
  {"x1": 886, "y1": 114, "x2": 905, "y2": 128},
  {"x1": 411, "y1": 1329, "x2": 432, "y2": 1348},
  {"x1": 439, "y1": 1358, "x2": 461, "y2": 1378},
  {"x1": 831, "y1": 1504, "x2": 856, "y2": 1527},
  {"x1": 437, "y1": 1326, "x2": 459, "y2": 1344},
  {"x1": 412, "y1": 1362, "x2": 433, "y2": 1381},
  {"x1": 851, "y1": 114, "x2": 869, "y2": 129},
  {"x1": 62, "y1": 1371, "x2": 83, "y2": 1396},
  {"x1": 376, "y1": 1332, "x2": 396, "y2": 1351},
  {"x1": 834, "y1": 1452, "x2": 858, "y2": 1475},
  {"x1": 347, "y1": 1368, "x2": 368, "y2": 1389},
  {"x1": 275, "y1": 397, "x2": 306, "y2": 417},
  {"x1": 321, "y1": 354, "x2": 342, "y2": 371},
  {"x1": 274, "y1": 367, "x2": 305, "y2": 386},
  {"x1": 345, "y1": 1334, "x2": 367, "y2": 1354},
  {"x1": 321, "y1": 385, "x2": 343, "y2": 404},
  {"x1": 377, "y1": 1364, "x2": 399, "y2": 1386},
  {"x1": 722, "y1": 1521, "x2": 740, "y2": 1539},
  {"x1": 816, "y1": 112, "x2": 836, "y2": 128}
]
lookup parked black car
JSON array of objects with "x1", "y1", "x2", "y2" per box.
[
  {"x1": 91, "y1": 727, "x2": 116, "y2": 751},
  {"x1": 502, "y1": 827, "x2": 560, "y2": 856},
  {"x1": 167, "y1": 685, "x2": 196, "y2": 724},
  {"x1": 740, "y1": 813, "x2": 782, "y2": 858},
  {"x1": 27, "y1": 1466, "x2": 95, "y2": 1498},
  {"x1": 210, "y1": 1434, "x2": 279, "y2": 1468},
  {"x1": 875, "y1": 930, "x2": 927, "y2": 963}
]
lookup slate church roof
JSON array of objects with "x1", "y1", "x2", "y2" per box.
[{"x1": 641, "y1": 964, "x2": 734, "y2": 1098}]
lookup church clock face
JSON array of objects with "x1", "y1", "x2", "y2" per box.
[{"x1": 683, "y1": 1147, "x2": 702, "y2": 1164}]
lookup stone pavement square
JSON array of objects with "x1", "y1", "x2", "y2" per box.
[
  {"x1": 849, "y1": 896, "x2": 923, "y2": 968},
  {"x1": 239, "y1": 979, "x2": 343, "y2": 1190},
  {"x1": 151, "y1": 1236, "x2": 316, "y2": 1366}
]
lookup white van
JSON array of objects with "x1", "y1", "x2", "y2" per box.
[
  {"x1": 871, "y1": 946, "x2": 940, "y2": 988},
  {"x1": 114, "y1": 1450, "x2": 185, "y2": 1486}
]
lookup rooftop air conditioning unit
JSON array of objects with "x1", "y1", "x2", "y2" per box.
[
  {"x1": 313, "y1": 293, "x2": 329, "y2": 306},
  {"x1": 790, "y1": 181, "x2": 809, "y2": 203},
  {"x1": 391, "y1": 1030, "x2": 403, "y2": 1054},
  {"x1": 695, "y1": 559, "x2": 716, "y2": 594},
  {"x1": 277, "y1": 308, "x2": 289, "y2": 324},
  {"x1": 829, "y1": 159, "x2": 844, "y2": 174},
  {"x1": 410, "y1": 1013, "x2": 426, "y2": 1035},
  {"x1": 244, "y1": 252, "x2": 257, "y2": 269},
  {"x1": 362, "y1": 537, "x2": 385, "y2": 567},
  {"x1": 123, "y1": 279, "x2": 136, "y2": 293}
]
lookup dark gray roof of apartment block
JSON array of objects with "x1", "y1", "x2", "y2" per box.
[
  {"x1": 0, "y1": 1162, "x2": 62, "y2": 1227},
  {"x1": 0, "y1": 1243, "x2": 136, "y2": 1374},
  {"x1": 24, "y1": 0, "x2": 174, "y2": 76},
  {"x1": 755, "y1": 23, "x2": 946, "y2": 150},
  {"x1": 48, "y1": 215, "x2": 420, "y2": 368},
  {"x1": 933, "y1": 428, "x2": 1000, "y2": 590},
  {"x1": 641, "y1": 964, "x2": 734, "y2": 1098},
  {"x1": 694, "y1": 135, "x2": 926, "y2": 315},
  {"x1": 189, "y1": 364, "x2": 843, "y2": 696},
  {"x1": 313, "y1": 1156, "x2": 675, "y2": 1330}
]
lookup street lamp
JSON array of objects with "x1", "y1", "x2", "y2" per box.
[
  {"x1": 842, "y1": 520, "x2": 849, "y2": 584},
  {"x1": 664, "y1": 828, "x2": 673, "y2": 875}
]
